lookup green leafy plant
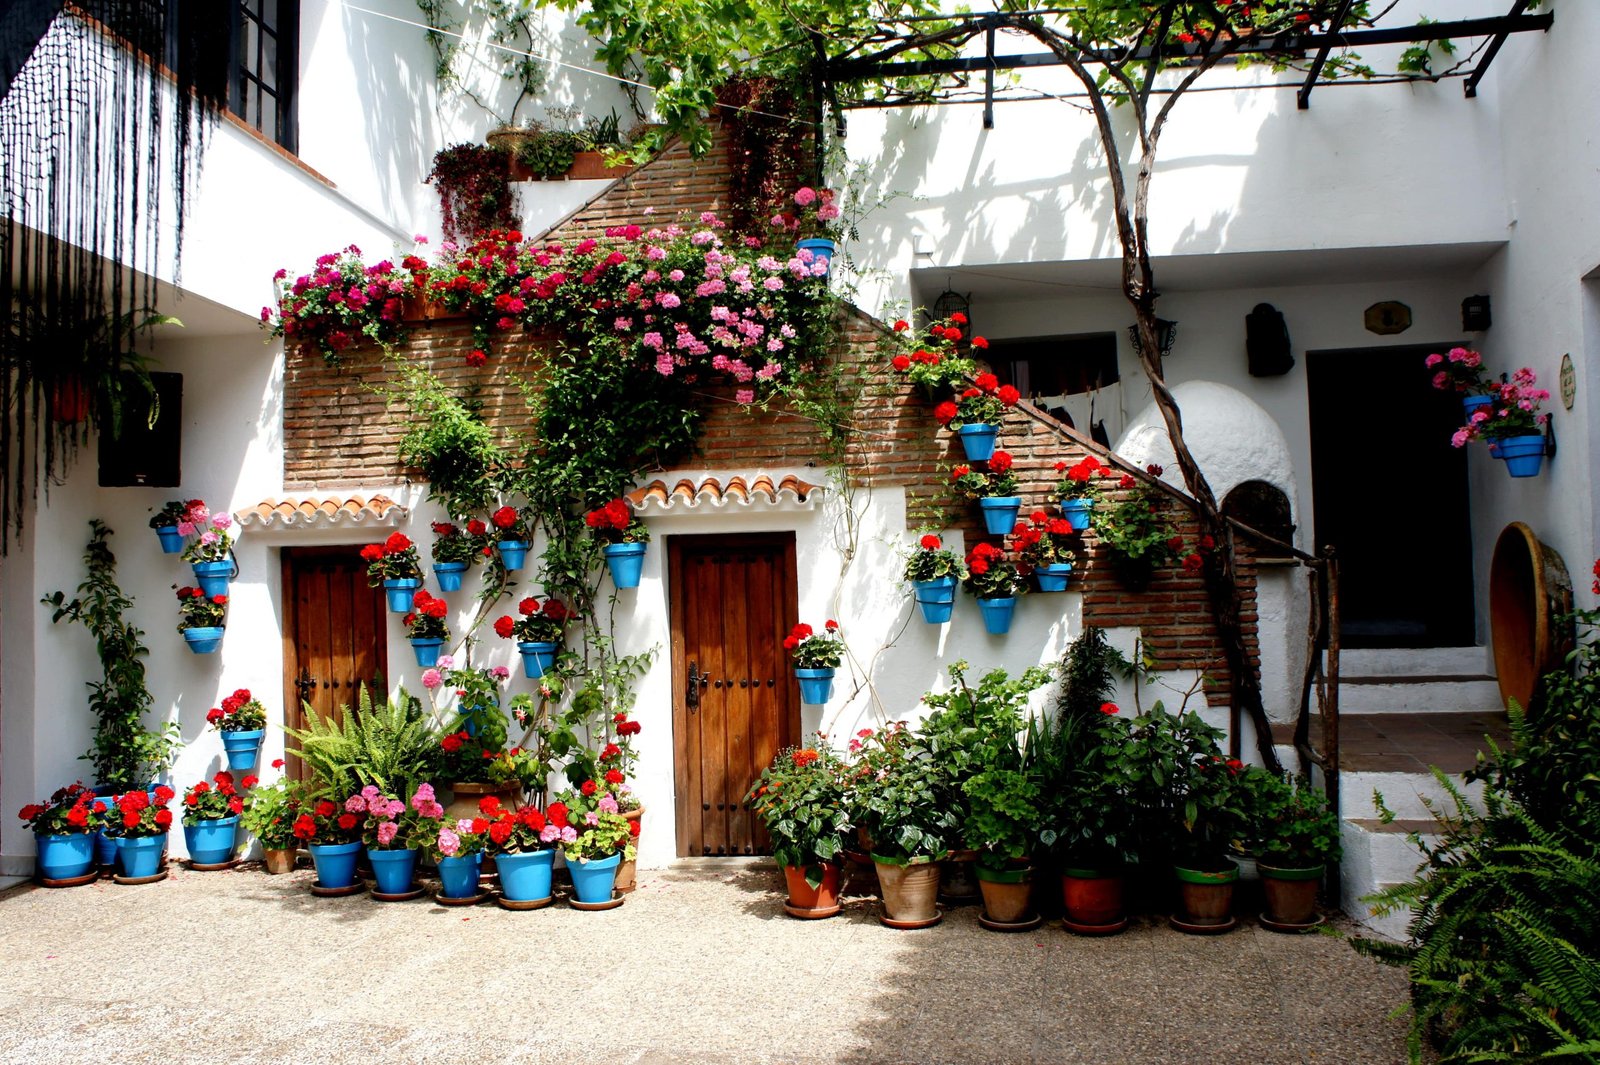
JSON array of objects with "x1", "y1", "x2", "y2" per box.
[
  {"x1": 517, "y1": 126, "x2": 587, "y2": 179},
  {"x1": 948, "y1": 449, "x2": 1019, "y2": 500},
  {"x1": 886, "y1": 310, "x2": 981, "y2": 396},
  {"x1": 1246, "y1": 772, "x2": 1341, "y2": 868},
  {"x1": 241, "y1": 771, "x2": 307, "y2": 850},
  {"x1": 1114, "y1": 702, "x2": 1242, "y2": 868},
  {"x1": 903, "y1": 532, "x2": 967, "y2": 584},
  {"x1": 744, "y1": 739, "x2": 852, "y2": 882},
  {"x1": 284, "y1": 685, "x2": 440, "y2": 799},
  {"x1": 850, "y1": 721, "x2": 957, "y2": 863},
  {"x1": 1034, "y1": 703, "x2": 1139, "y2": 870},
  {"x1": 783, "y1": 620, "x2": 843, "y2": 669},
  {"x1": 179, "y1": 770, "x2": 250, "y2": 825},
  {"x1": 1091, "y1": 464, "x2": 1183, "y2": 587},
  {"x1": 961, "y1": 543, "x2": 1026, "y2": 600},
  {"x1": 42, "y1": 520, "x2": 177, "y2": 790},
  {"x1": 174, "y1": 584, "x2": 227, "y2": 631}
]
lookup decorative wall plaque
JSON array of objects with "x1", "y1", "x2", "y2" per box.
[
  {"x1": 1560, "y1": 353, "x2": 1576, "y2": 410},
  {"x1": 1363, "y1": 301, "x2": 1412, "y2": 335}
]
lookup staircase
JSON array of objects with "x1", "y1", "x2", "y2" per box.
[{"x1": 1330, "y1": 648, "x2": 1509, "y2": 939}]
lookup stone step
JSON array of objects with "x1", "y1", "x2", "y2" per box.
[
  {"x1": 1333, "y1": 646, "x2": 1493, "y2": 677},
  {"x1": 1339, "y1": 769, "x2": 1486, "y2": 822},
  {"x1": 1337, "y1": 674, "x2": 1503, "y2": 714},
  {"x1": 1338, "y1": 817, "x2": 1435, "y2": 941}
]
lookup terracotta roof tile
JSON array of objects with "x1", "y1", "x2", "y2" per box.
[
  {"x1": 626, "y1": 474, "x2": 823, "y2": 513},
  {"x1": 236, "y1": 495, "x2": 407, "y2": 529}
]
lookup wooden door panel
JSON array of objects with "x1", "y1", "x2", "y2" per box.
[{"x1": 670, "y1": 534, "x2": 799, "y2": 857}]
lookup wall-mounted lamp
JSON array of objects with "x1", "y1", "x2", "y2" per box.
[
  {"x1": 1128, "y1": 317, "x2": 1178, "y2": 359},
  {"x1": 1462, "y1": 294, "x2": 1491, "y2": 332}
]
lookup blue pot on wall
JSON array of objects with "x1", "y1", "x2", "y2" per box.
[
  {"x1": 497, "y1": 540, "x2": 529, "y2": 571},
  {"x1": 366, "y1": 848, "x2": 419, "y2": 895},
  {"x1": 978, "y1": 496, "x2": 1022, "y2": 536},
  {"x1": 567, "y1": 852, "x2": 622, "y2": 905},
  {"x1": 796, "y1": 238, "x2": 836, "y2": 278},
  {"x1": 410, "y1": 638, "x2": 444, "y2": 668},
  {"x1": 1060, "y1": 498, "x2": 1093, "y2": 531},
  {"x1": 957, "y1": 423, "x2": 997, "y2": 462},
  {"x1": 433, "y1": 562, "x2": 468, "y2": 592},
  {"x1": 912, "y1": 576, "x2": 958, "y2": 624},
  {"x1": 436, "y1": 852, "x2": 483, "y2": 899},
  {"x1": 308, "y1": 841, "x2": 362, "y2": 889},
  {"x1": 221, "y1": 728, "x2": 265, "y2": 771},
  {"x1": 182, "y1": 815, "x2": 240, "y2": 866},
  {"x1": 1035, "y1": 563, "x2": 1073, "y2": 592},
  {"x1": 182, "y1": 627, "x2": 224, "y2": 654},
  {"x1": 154, "y1": 526, "x2": 185, "y2": 553},
  {"x1": 35, "y1": 833, "x2": 95, "y2": 881},
  {"x1": 383, "y1": 578, "x2": 422, "y2": 613},
  {"x1": 497, "y1": 849, "x2": 555, "y2": 903},
  {"x1": 977, "y1": 596, "x2": 1017, "y2": 635},
  {"x1": 191, "y1": 559, "x2": 236, "y2": 599},
  {"x1": 795, "y1": 667, "x2": 836, "y2": 705},
  {"x1": 1499, "y1": 434, "x2": 1546, "y2": 477},
  {"x1": 518, "y1": 641, "x2": 559, "y2": 679},
  {"x1": 115, "y1": 834, "x2": 167, "y2": 879},
  {"x1": 603, "y1": 542, "x2": 647, "y2": 589}
]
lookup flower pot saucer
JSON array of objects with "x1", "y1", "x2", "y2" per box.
[
  {"x1": 1063, "y1": 916, "x2": 1129, "y2": 937},
  {"x1": 783, "y1": 901, "x2": 842, "y2": 920},
  {"x1": 1168, "y1": 913, "x2": 1236, "y2": 935},
  {"x1": 310, "y1": 880, "x2": 366, "y2": 898},
  {"x1": 937, "y1": 890, "x2": 980, "y2": 906},
  {"x1": 568, "y1": 892, "x2": 624, "y2": 911},
  {"x1": 185, "y1": 858, "x2": 239, "y2": 872},
  {"x1": 978, "y1": 911, "x2": 1043, "y2": 933},
  {"x1": 1259, "y1": 912, "x2": 1325, "y2": 934},
  {"x1": 37, "y1": 871, "x2": 99, "y2": 888},
  {"x1": 496, "y1": 894, "x2": 554, "y2": 912},
  {"x1": 370, "y1": 884, "x2": 426, "y2": 902},
  {"x1": 879, "y1": 911, "x2": 942, "y2": 930},
  {"x1": 113, "y1": 869, "x2": 169, "y2": 886},
  {"x1": 433, "y1": 888, "x2": 491, "y2": 907}
]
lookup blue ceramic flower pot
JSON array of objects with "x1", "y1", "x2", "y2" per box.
[
  {"x1": 1463, "y1": 394, "x2": 1493, "y2": 416},
  {"x1": 433, "y1": 562, "x2": 467, "y2": 592},
  {"x1": 116, "y1": 833, "x2": 167, "y2": 879},
  {"x1": 977, "y1": 596, "x2": 1017, "y2": 635},
  {"x1": 221, "y1": 728, "x2": 265, "y2": 771},
  {"x1": 568, "y1": 851, "x2": 622, "y2": 904},
  {"x1": 497, "y1": 849, "x2": 555, "y2": 903},
  {"x1": 410, "y1": 638, "x2": 444, "y2": 668},
  {"x1": 518, "y1": 641, "x2": 559, "y2": 679},
  {"x1": 366, "y1": 847, "x2": 418, "y2": 894},
  {"x1": 436, "y1": 852, "x2": 483, "y2": 899},
  {"x1": 308, "y1": 841, "x2": 362, "y2": 889},
  {"x1": 795, "y1": 667, "x2": 836, "y2": 705},
  {"x1": 912, "y1": 576, "x2": 958, "y2": 624},
  {"x1": 155, "y1": 526, "x2": 184, "y2": 553},
  {"x1": 1035, "y1": 563, "x2": 1073, "y2": 592},
  {"x1": 384, "y1": 577, "x2": 422, "y2": 613},
  {"x1": 796, "y1": 237, "x2": 836, "y2": 278},
  {"x1": 183, "y1": 627, "x2": 224, "y2": 654},
  {"x1": 498, "y1": 540, "x2": 529, "y2": 571},
  {"x1": 183, "y1": 815, "x2": 240, "y2": 865},
  {"x1": 1499, "y1": 434, "x2": 1545, "y2": 477},
  {"x1": 1060, "y1": 497, "x2": 1093, "y2": 531},
  {"x1": 191, "y1": 559, "x2": 235, "y2": 599},
  {"x1": 603, "y1": 542, "x2": 647, "y2": 589},
  {"x1": 957, "y1": 423, "x2": 997, "y2": 462},
  {"x1": 978, "y1": 496, "x2": 1022, "y2": 536},
  {"x1": 36, "y1": 833, "x2": 94, "y2": 881}
]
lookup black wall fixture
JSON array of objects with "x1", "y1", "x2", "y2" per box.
[
  {"x1": 1462, "y1": 294, "x2": 1491, "y2": 331},
  {"x1": 99, "y1": 371, "x2": 182, "y2": 488},
  {"x1": 1246, "y1": 303, "x2": 1294, "y2": 377}
]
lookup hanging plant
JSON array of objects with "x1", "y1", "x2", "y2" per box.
[{"x1": 427, "y1": 143, "x2": 518, "y2": 244}]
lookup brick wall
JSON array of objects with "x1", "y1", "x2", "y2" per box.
[{"x1": 281, "y1": 125, "x2": 1259, "y2": 709}]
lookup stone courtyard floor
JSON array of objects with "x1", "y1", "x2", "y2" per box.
[{"x1": 0, "y1": 860, "x2": 1410, "y2": 1064}]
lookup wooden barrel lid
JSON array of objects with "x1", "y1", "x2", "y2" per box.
[{"x1": 1490, "y1": 522, "x2": 1574, "y2": 710}]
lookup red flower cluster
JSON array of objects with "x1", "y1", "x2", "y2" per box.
[
  {"x1": 989, "y1": 450, "x2": 1013, "y2": 473},
  {"x1": 919, "y1": 534, "x2": 942, "y2": 550},
  {"x1": 966, "y1": 542, "x2": 1006, "y2": 576},
  {"x1": 584, "y1": 498, "x2": 634, "y2": 533},
  {"x1": 613, "y1": 712, "x2": 642, "y2": 737},
  {"x1": 782, "y1": 622, "x2": 814, "y2": 651},
  {"x1": 792, "y1": 748, "x2": 820, "y2": 769},
  {"x1": 491, "y1": 506, "x2": 520, "y2": 532},
  {"x1": 441, "y1": 730, "x2": 470, "y2": 753}
]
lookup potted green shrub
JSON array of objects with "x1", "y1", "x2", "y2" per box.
[
  {"x1": 851, "y1": 722, "x2": 959, "y2": 929},
  {"x1": 1089, "y1": 465, "x2": 1182, "y2": 591},
  {"x1": 241, "y1": 764, "x2": 305, "y2": 874},
  {"x1": 1247, "y1": 772, "x2": 1341, "y2": 930},
  {"x1": 744, "y1": 739, "x2": 852, "y2": 919}
]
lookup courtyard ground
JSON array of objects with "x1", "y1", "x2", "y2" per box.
[{"x1": 0, "y1": 860, "x2": 1410, "y2": 1064}]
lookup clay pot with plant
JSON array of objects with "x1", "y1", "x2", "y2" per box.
[
  {"x1": 850, "y1": 722, "x2": 957, "y2": 929},
  {"x1": 745, "y1": 738, "x2": 852, "y2": 919},
  {"x1": 1245, "y1": 771, "x2": 1341, "y2": 930}
]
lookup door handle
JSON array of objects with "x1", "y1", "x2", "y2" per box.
[
  {"x1": 686, "y1": 661, "x2": 710, "y2": 712},
  {"x1": 294, "y1": 668, "x2": 316, "y2": 704}
]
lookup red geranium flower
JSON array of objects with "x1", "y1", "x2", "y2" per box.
[
  {"x1": 154, "y1": 809, "x2": 173, "y2": 828},
  {"x1": 891, "y1": 354, "x2": 910, "y2": 371},
  {"x1": 919, "y1": 534, "x2": 941, "y2": 550},
  {"x1": 518, "y1": 597, "x2": 537, "y2": 616},
  {"x1": 989, "y1": 450, "x2": 1013, "y2": 473},
  {"x1": 337, "y1": 813, "x2": 358, "y2": 830},
  {"x1": 580, "y1": 780, "x2": 597, "y2": 796},
  {"x1": 493, "y1": 615, "x2": 516, "y2": 639},
  {"x1": 491, "y1": 506, "x2": 518, "y2": 530},
  {"x1": 315, "y1": 800, "x2": 336, "y2": 818},
  {"x1": 547, "y1": 802, "x2": 569, "y2": 827},
  {"x1": 383, "y1": 532, "x2": 412, "y2": 554},
  {"x1": 605, "y1": 769, "x2": 624, "y2": 785}
]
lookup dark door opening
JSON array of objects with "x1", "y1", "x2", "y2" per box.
[{"x1": 1307, "y1": 344, "x2": 1475, "y2": 647}]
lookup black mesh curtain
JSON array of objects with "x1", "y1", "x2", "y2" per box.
[{"x1": 0, "y1": 0, "x2": 229, "y2": 549}]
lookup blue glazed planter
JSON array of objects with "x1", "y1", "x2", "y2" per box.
[
  {"x1": 436, "y1": 852, "x2": 483, "y2": 899},
  {"x1": 116, "y1": 833, "x2": 167, "y2": 879},
  {"x1": 155, "y1": 526, "x2": 185, "y2": 553},
  {"x1": 410, "y1": 638, "x2": 444, "y2": 668},
  {"x1": 191, "y1": 559, "x2": 236, "y2": 599},
  {"x1": 1499, "y1": 434, "x2": 1546, "y2": 477},
  {"x1": 518, "y1": 641, "x2": 559, "y2": 679},
  {"x1": 603, "y1": 542, "x2": 647, "y2": 589},
  {"x1": 497, "y1": 849, "x2": 555, "y2": 903},
  {"x1": 498, "y1": 540, "x2": 529, "y2": 571},
  {"x1": 183, "y1": 626, "x2": 224, "y2": 654},
  {"x1": 977, "y1": 596, "x2": 1017, "y2": 635},
  {"x1": 308, "y1": 841, "x2": 362, "y2": 889},
  {"x1": 183, "y1": 815, "x2": 240, "y2": 866},
  {"x1": 795, "y1": 667, "x2": 836, "y2": 706},
  {"x1": 433, "y1": 562, "x2": 467, "y2": 592},
  {"x1": 1060, "y1": 497, "x2": 1093, "y2": 531},
  {"x1": 1035, "y1": 563, "x2": 1074, "y2": 592},
  {"x1": 221, "y1": 728, "x2": 265, "y2": 771},
  {"x1": 912, "y1": 576, "x2": 958, "y2": 624},
  {"x1": 568, "y1": 851, "x2": 622, "y2": 905},
  {"x1": 366, "y1": 848, "x2": 419, "y2": 895},
  {"x1": 957, "y1": 423, "x2": 998, "y2": 462},
  {"x1": 384, "y1": 578, "x2": 422, "y2": 613},
  {"x1": 796, "y1": 237, "x2": 836, "y2": 278},
  {"x1": 978, "y1": 496, "x2": 1023, "y2": 536},
  {"x1": 36, "y1": 833, "x2": 94, "y2": 881},
  {"x1": 1463, "y1": 394, "x2": 1493, "y2": 417}
]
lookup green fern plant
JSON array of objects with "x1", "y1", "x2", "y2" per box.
[{"x1": 285, "y1": 685, "x2": 439, "y2": 798}]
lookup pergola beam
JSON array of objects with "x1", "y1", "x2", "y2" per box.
[
  {"x1": 1297, "y1": 0, "x2": 1355, "y2": 110},
  {"x1": 1464, "y1": 0, "x2": 1541, "y2": 99}
]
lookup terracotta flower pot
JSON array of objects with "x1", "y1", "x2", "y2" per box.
[
  {"x1": 975, "y1": 865, "x2": 1036, "y2": 926},
  {"x1": 1258, "y1": 863, "x2": 1323, "y2": 926},
  {"x1": 873, "y1": 855, "x2": 941, "y2": 928},
  {"x1": 614, "y1": 805, "x2": 644, "y2": 894},
  {"x1": 782, "y1": 861, "x2": 842, "y2": 919},
  {"x1": 1172, "y1": 863, "x2": 1239, "y2": 933},
  {"x1": 442, "y1": 781, "x2": 521, "y2": 823},
  {"x1": 1061, "y1": 867, "x2": 1128, "y2": 934},
  {"x1": 262, "y1": 847, "x2": 298, "y2": 875},
  {"x1": 938, "y1": 851, "x2": 981, "y2": 904}
]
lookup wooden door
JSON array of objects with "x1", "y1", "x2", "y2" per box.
[
  {"x1": 670, "y1": 533, "x2": 800, "y2": 857},
  {"x1": 281, "y1": 546, "x2": 388, "y2": 780}
]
